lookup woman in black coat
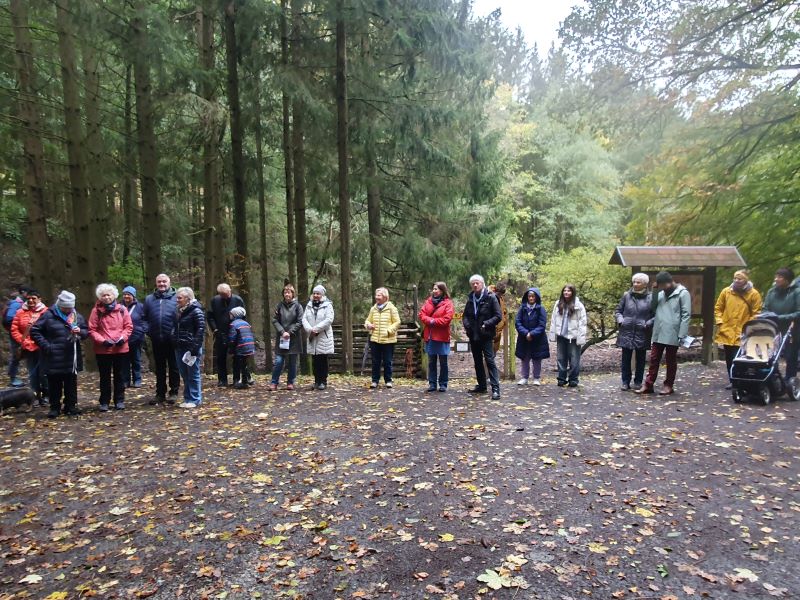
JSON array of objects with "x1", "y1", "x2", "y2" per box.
[
  {"x1": 515, "y1": 287, "x2": 550, "y2": 385},
  {"x1": 172, "y1": 287, "x2": 206, "y2": 408},
  {"x1": 30, "y1": 291, "x2": 89, "y2": 418},
  {"x1": 614, "y1": 273, "x2": 654, "y2": 391}
]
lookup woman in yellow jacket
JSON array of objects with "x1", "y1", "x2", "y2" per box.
[
  {"x1": 715, "y1": 270, "x2": 762, "y2": 388},
  {"x1": 364, "y1": 287, "x2": 401, "y2": 389}
]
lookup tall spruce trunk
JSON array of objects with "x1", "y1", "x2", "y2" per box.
[
  {"x1": 224, "y1": 0, "x2": 250, "y2": 308},
  {"x1": 366, "y1": 148, "x2": 384, "y2": 291},
  {"x1": 254, "y1": 88, "x2": 273, "y2": 369},
  {"x1": 82, "y1": 42, "x2": 109, "y2": 283},
  {"x1": 199, "y1": 0, "x2": 224, "y2": 301},
  {"x1": 336, "y1": 2, "x2": 353, "y2": 372},
  {"x1": 56, "y1": 0, "x2": 95, "y2": 315},
  {"x1": 121, "y1": 64, "x2": 136, "y2": 266},
  {"x1": 132, "y1": 1, "x2": 162, "y2": 285},
  {"x1": 282, "y1": 0, "x2": 296, "y2": 284},
  {"x1": 292, "y1": 102, "x2": 308, "y2": 302},
  {"x1": 10, "y1": 0, "x2": 52, "y2": 296}
]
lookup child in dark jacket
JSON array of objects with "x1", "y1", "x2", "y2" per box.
[{"x1": 228, "y1": 306, "x2": 255, "y2": 389}]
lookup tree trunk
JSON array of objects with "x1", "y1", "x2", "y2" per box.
[
  {"x1": 292, "y1": 101, "x2": 308, "y2": 302},
  {"x1": 336, "y1": 1, "x2": 353, "y2": 372},
  {"x1": 122, "y1": 64, "x2": 136, "y2": 266},
  {"x1": 82, "y1": 41, "x2": 109, "y2": 283},
  {"x1": 254, "y1": 86, "x2": 273, "y2": 369},
  {"x1": 224, "y1": 0, "x2": 250, "y2": 308},
  {"x1": 56, "y1": 0, "x2": 95, "y2": 315},
  {"x1": 199, "y1": 0, "x2": 224, "y2": 302},
  {"x1": 132, "y1": 0, "x2": 162, "y2": 285},
  {"x1": 366, "y1": 147, "x2": 384, "y2": 291},
  {"x1": 10, "y1": 0, "x2": 52, "y2": 297},
  {"x1": 282, "y1": 0, "x2": 296, "y2": 284}
]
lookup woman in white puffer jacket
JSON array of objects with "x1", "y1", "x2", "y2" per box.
[
  {"x1": 548, "y1": 284, "x2": 587, "y2": 388},
  {"x1": 302, "y1": 285, "x2": 335, "y2": 390}
]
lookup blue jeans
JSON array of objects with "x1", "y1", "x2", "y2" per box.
[
  {"x1": 7, "y1": 335, "x2": 20, "y2": 379},
  {"x1": 470, "y1": 337, "x2": 499, "y2": 392},
  {"x1": 427, "y1": 354, "x2": 449, "y2": 389},
  {"x1": 620, "y1": 347, "x2": 647, "y2": 386},
  {"x1": 25, "y1": 350, "x2": 47, "y2": 395},
  {"x1": 370, "y1": 342, "x2": 394, "y2": 383},
  {"x1": 124, "y1": 341, "x2": 143, "y2": 386},
  {"x1": 271, "y1": 353, "x2": 298, "y2": 385},
  {"x1": 175, "y1": 349, "x2": 203, "y2": 405},
  {"x1": 556, "y1": 336, "x2": 581, "y2": 385}
]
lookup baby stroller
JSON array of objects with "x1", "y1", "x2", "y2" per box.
[{"x1": 730, "y1": 314, "x2": 799, "y2": 405}]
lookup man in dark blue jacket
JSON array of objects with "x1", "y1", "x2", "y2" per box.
[
  {"x1": 142, "y1": 273, "x2": 180, "y2": 404},
  {"x1": 3, "y1": 285, "x2": 29, "y2": 386},
  {"x1": 206, "y1": 283, "x2": 244, "y2": 387},
  {"x1": 462, "y1": 274, "x2": 503, "y2": 400}
]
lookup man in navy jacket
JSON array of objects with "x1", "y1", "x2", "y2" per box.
[
  {"x1": 462, "y1": 274, "x2": 502, "y2": 400},
  {"x1": 142, "y1": 273, "x2": 180, "y2": 404}
]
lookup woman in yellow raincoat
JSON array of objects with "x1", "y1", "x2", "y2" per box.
[{"x1": 715, "y1": 270, "x2": 762, "y2": 388}]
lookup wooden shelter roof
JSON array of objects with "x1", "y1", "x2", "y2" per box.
[{"x1": 608, "y1": 246, "x2": 746, "y2": 268}]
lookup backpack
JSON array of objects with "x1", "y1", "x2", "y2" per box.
[{"x1": 2, "y1": 298, "x2": 22, "y2": 331}]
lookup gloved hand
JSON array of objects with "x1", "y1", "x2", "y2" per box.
[
  {"x1": 115, "y1": 337, "x2": 125, "y2": 346},
  {"x1": 102, "y1": 340, "x2": 114, "y2": 347}
]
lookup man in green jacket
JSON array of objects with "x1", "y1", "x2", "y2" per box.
[
  {"x1": 636, "y1": 271, "x2": 691, "y2": 396},
  {"x1": 763, "y1": 267, "x2": 800, "y2": 381}
]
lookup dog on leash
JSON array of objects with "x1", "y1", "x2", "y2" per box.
[{"x1": 0, "y1": 387, "x2": 35, "y2": 416}]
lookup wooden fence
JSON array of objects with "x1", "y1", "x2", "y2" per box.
[{"x1": 328, "y1": 322, "x2": 423, "y2": 377}]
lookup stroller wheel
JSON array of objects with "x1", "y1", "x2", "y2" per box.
[
  {"x1": 788, "y1": 377, "x2": 800, "y2": 402},
  {"x1": 759, "y1": 386, "x2": 771, "y2": 406},
  {"x1": 731, "y1": 388, "x2": 744, "y2": 404}
]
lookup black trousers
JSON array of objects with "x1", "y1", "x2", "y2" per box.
[
  {"x1": 312, "y1": 355, "x2": 329, "y2": 385},
  {"x1": 723, "y1": 344, "x2": 739, "y2": 381},
  {"x1": 151, "y1": 338, "x2": 180, "y2": 397},
  {"x1": 97, "y1": 353, "x2": 127, "y2": 405},
  {"x1": 214, "y1": 333, "x2": 230, "y2": 383},
  {"x1": 49, "y1": 373, "x2": 78, "y2": 413},
  {"x1": 232, "y1": 355, "x2": 250, "y2": 384}
]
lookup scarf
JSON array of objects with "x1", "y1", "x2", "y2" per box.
[
  {"x1": 103, "y1": 301, "x2": 117, "y2": 313},
  {"x1": 376, "y1": 303, "x2": 386, "y2": 311},
  {"x1": 731, "y1": 280, "x2": 753, "y2": 294},
  {"x1": 471, "y1": 289, "x2": 485, "y2": 316},
  {"x1": 431, "y1": 295, "x2": 443, "y2": 307},
  {"x1": 54, "y1": 306, "x2": 76, "y2": 325},
  {"x1": 312, "y1": 300, "x2": 321, "y2": 308}
]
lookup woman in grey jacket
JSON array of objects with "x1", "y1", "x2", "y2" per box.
[
  {"x1": 302, "y1": 285, "x2": 334, "y2": 390},
  {"x1": 270, "y1": 283, "x2": 304, "y2": 391},
  {"x1": 614, "y1": 273, "x2": 653, "y2": 391}
]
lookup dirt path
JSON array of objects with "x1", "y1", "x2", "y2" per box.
[{"x1": 1, "y1": 361, "x2": 797, "y2": 599}]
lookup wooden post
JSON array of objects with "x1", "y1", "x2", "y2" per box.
[{"x1": 701, "y1": 267, "x2": 717, "y2": 365}]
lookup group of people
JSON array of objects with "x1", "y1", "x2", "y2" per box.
[{"x1": 4, "y1": 266, "x2": 799, "y2": 415}]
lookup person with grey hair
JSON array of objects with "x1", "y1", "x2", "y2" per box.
[
  {"x1": 88, "y1": 283, "x2": 133, "y2": 411},
  {"x1": 614, "y1": 273, "x2": 654, "y2": 390},
  {"x1": 462, "y1": 274, "x2": 503, "y2": 400},
  {"x1": 207, "y1": 282, "x2": 245, "y2": 387},
  {"x1": 143, "y1": 273, "x2": 180, "y2": 404},
  {"x1": 172, "y1": 287, "x2": 206, "y2": 408},
  {"x1": 303, "y1": 284, "x2": 335, "y2": 390}
]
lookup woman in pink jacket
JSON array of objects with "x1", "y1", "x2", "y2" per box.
[{"x1": 88, "y1": 284, "x2": 133, "y2": 412}]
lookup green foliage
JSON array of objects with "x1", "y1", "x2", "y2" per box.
[
  {"x1": 0, "y1": 196, "x2": 25, "y2": 244},
  {"x1": 536, "y1": 247, "x2": 631, "y2": 346},
  {"x1": 107, "y1": 261, "x2": 145, "y2": 291}
]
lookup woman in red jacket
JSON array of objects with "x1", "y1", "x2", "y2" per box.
[
  {"x1": 88, "y1": 284, "x2": 133, "y2": 412},
  {"x1": 418, "y1": 282, "x2": 454, "y2": 392},
  {"x1": 10, "y1": 290, "x2": 48, "y2": 405}
]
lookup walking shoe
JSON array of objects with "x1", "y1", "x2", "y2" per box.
[
  {"x1": 179, "y1": 401, "x2": 198, "y2": 408},
  {"x1": 369, "y1": 382, "x2": 378, "y2": 389},
  {"x1": 658, "y1": 385, "x2": 674, "y2": 395},
  {"x1": 634, "y1": 386, "x2": 654, "y2": 394},
  {"x1": 167, "y1": 392, "x2": 178, "y2": 405},
  {"x1": 115, "y1": 402, "x2": 125, "y2": 410},
  {"x1": 385, "y1": 382, "x2": 393, "y2": 388},
  {"x1": 517, "y1": 378, "x2": 528, "y2": 385},
  {"x1": 149, "y1": 395, "x2": 165, "y2": 406},
  {"x1": 66, "y1": 407, "x2": 81, "y2": 416},
  {"x1": 491, "y1": 390, "x2": 501, "y2": 400},
  {"x1": 99, "y1": 404, "x2": 110, "y2": 412},
  {"x1": 557, "y1": 381, "x2": 567, "y2": 387},
  {"x1": 10, "y1": 377, "x2": 23, "y2": 387},
  {"x1": 218, "y1": 380, "x2": 229, "y2": 388},
  {"x1": 425, "y1": 386, "x2": 437, "y2": 393},
  {"x1": 318, "y1": 383, "x2": 326, "y2": 390},
  {"x1": 532, "y1": 379, "x2": 541, "y2": 386},
  {"x1": 568, "y1": 382, "x2": 578, "y2": 388},
  {"x1": 620, "y1": 384, "x2": 631, "y2": 391},
  {"x1": 47, "y1": 409, "x2": 59, "y2": 419},
  {"x1": 133, "y1": 381, "x2": 142, "y2": 388},
  {"x1": 233, "y1": 382, "x2": 247, "y2": 389},
  {"x1": 438, "y1": 387, "x2": 447, "y2": 392},
  {"x1": 38, "y1": 397, "x2": 48, "y2": 407},
  {"x1": 468, "y1": 386, "x2": 487, "y2": 394},
  {"x1": 269, "y1": 383, "x2": 278, "y2": 391},
  {"x1": 286, "y1": 383, "x2": 295, "y2": 391}
]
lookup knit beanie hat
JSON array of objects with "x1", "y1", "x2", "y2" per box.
[
  {"x1": 655, "y1": 271, "x2": 673, "y2": 284},
  {"x1": 312, "y1": 285, "x2": 327, "y2": 296},
  {"x1": 230, "y1": 306, "x2": 246, "y2": 319},
  {"x1": 123, "y1": 285, "x2": 137, "y2": 298},
  {"x1": 56, "y1": 290, "x2": 76, "y2": 309}
]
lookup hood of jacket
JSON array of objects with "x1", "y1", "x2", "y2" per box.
[{"x1": 520, "y1": 287, "x2": 541, "y2": 305}]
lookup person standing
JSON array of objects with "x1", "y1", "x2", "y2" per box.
[
  {"x1": 88, "y1": 284, "x2": 134, "y2": 412},
  {"x1": 763, "y1": 267, "x2": 800, "y2": 381},
  {"x1": 121, "y1": 286, "x2": 148, "y2": 388},
  {"x1": 3, "y1": 285, "x2": 29, "y2": 387},
  {"x1": 419, "y1": 282, "x2": 454, "y2": 392},
  {"x1": 30, "y1": 291, "x2": 88, "y2": 418},
  {"x1": 270, "y1": 283, "x2": 304, "y2": 391},
  {"x1": 614, "y1": 273, "x2": 654, "y2": 391},
  {"x1": 549, "y1": 284, "x2": 588, "y2": 388},
  {"x1": 462, "y1": 275, "x2": 502, "y2": 400},
  {"x1": 10, "y1": 289, "x2": 48, "y2": 404},
  {"x1": 142, "y1": 273, "x2": 180, "y2": 405},
  {"x1": 172, "y1": 287, "x2": 205, "y2": 408},
  {"x1": 636, "y1": 271, "x2": 691, "y2": 396},
  {"x1": 515, "y1": 287, "x2": 549, "y2": 386},
  {"x1": 207, "y1": 283, "x2": 245, "y2": 387},
  {"x1": 303, "y1": 285, "x2": 335, "y2": 390},
  {"x1": 365, "y1": 287, "x2": 401, "y2": 389},
  {"x1": 714, "y1": 270, "x2": 762, "y2": 388},
  {"x1": 228, "y1": 306, "x2": 255, "y2": 389}
]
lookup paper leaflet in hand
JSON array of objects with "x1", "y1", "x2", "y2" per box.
[{"x1": 182, "y1": 351, "x2": 197, "y2": 366}]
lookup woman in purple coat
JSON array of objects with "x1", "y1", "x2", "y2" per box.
[{"x1": 515, "y1": 287, "x2": 550, "y2": 385}]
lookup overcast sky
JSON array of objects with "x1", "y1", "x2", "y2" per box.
[{"x1": 471, "y1": 0, "x2": 581, "y2": 55}]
